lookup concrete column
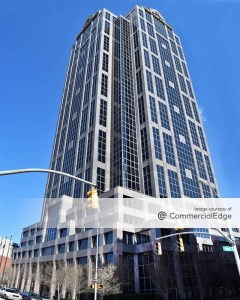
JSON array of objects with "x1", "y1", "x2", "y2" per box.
[
  {"x1": 20, "y1": 264, "x2": 27, "y2": 291},
  {"x1": 26, "y1": 264, "x2": 32, "y2": 291},
  {"x1": 61, "y1": 261, "x2": 67, "y2": 299},
  {"x1": 50, "y1": 260, "x2": 56, "y2": 298},
  {"x1": 34, "y1": 263, "x2": 40, "y2": 294},
  {"x1": 134, "y1": 254, "x2": 140, "y2": 293}
]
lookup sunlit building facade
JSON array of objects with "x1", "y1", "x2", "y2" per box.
[{"x1": 11, "y1": 6, "x2": 240, "y2": 300}]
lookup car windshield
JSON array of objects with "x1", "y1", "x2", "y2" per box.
[{"x1": 6, "y1": 289, "x2": 17, "y2": 293}]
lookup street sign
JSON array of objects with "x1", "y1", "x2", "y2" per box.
[
  {"x1": 223, "y1": 246, "x2": 234, "y2": 252},
  {"x1": 91, "y1": 283, "x2": 103, "y2": 289}
]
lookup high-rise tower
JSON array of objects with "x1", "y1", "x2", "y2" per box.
[
  {"x1": 12, "y1": 6, "x2": 234, "y2": 299},
  {"x1": 44, "y1": 5, "x2": 218, "y2": 204}
]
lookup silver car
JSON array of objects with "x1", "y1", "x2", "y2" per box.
[{"x1": 0, "y1": 288, "x2": 22, "y2": 300}]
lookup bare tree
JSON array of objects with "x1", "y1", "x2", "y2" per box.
[
  {"x1": 39, "y1": 262, "x2": 53, "y2": 297},
  {"x1": 65, "y1": 264, "x2": 88, "y2": 300},
  {"x1": 146, "y1": 253, "x2": 176, "y2": 300},
  {"x1": 55, "y1": 259, "x2": 67, "y2": 297},
  {"x1": 95, "y1": 264, "x2": 121, "y2": 300},
  {"x1": 1, "y1": 267, "x2": 14, "y2": 286}
]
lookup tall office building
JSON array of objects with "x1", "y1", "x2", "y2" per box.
[
  {"x1": 44, "y1": 5, "x2": 218, "y2": 204},
  {"x1": 13, "y1": 6, "x2": 239, "y2": 299}
]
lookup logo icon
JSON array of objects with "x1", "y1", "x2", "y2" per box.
[{"x1": 158, "y1": 211, "x2": 167, "y2": 220}]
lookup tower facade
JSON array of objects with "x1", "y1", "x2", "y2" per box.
[
  {"x1": 12, "y1": 6, "x2": 239, "y2": 300},
  {"x1": 44, "y1": 5, "x2": 218, "y2": 205}
]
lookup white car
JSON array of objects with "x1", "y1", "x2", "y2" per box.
[{"x1": 0, "y1": 288, "x2": 22, "y2": 300}]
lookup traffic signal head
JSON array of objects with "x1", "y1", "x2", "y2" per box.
[
  {"x1": 87, "y1": 187, "x2": 99, "y2": 210},
  {"x1": 175, "y1": 227, "x2": 184, "y2": 232},
  {"x1": 155, "y1": 241, "x2": 162, "y2": 255},
  {"x1": 177, "y1": 237, "x2": 184, "y2": 253}
]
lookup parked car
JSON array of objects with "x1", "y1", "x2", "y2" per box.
[
  {"x1": 20, "y1": 292, "x2": 42, "y2": 300},
  {"x1": 0, "y1": 287, "x2": 22, "y2": 300}
]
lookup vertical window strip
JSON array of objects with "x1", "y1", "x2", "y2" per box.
[
  {"x1": 138, "y1": 96, "x2": 146, "y2": 124},
  {"x1": 159, "y1": 102, "x2": 170, "y2": 130},
  {"x1": 146, "y1": 70, "x2": 154, "y2": 93},
  {"x1": 149, "y1": 96, "x2": 158, "y2": 123},
  {"x1": 198, "y1": 126, "x2": 207, "y2": 150},
  {"x1": 163, "y1": 133, "x2": 176, "y2": 166},
  {"x1": 97, "y1": 167, "x2": 105, "y2": 194},
  {"x1": 189, "y1": 120, "x2": 200, "y2": 147},
  {"x1": 183, "y1": 96, "x2": 193, "y2": 118},
  {"x1": 140, "y1": 127, "x2": 149, "y2": 161},
  {"x1": 152, "y1": 127, "x2": 162, "y2": 160},
  {"x1": 155, "y1": 76, "x2": 165, "y2": 100},
  {"x1": 204, "y1": 155, "x2": 215, "y2": 183},
  {"x1": 168, "y1": 170, "x2": 181, "y2": 198},
  {"x1": 143, "y1": 165, "x2": 152, "y2": 196},
  {"x1": 157, "y1": 165, "x2": 167, "y2": 197},
  {"x1": 98, "y1": 130, "x2": 106, "y2": 163},
  {"x1": 195, "y1": 150, "x2": 207, "y2": 180}
]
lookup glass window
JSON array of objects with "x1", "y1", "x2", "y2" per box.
[
  {"x1": 142, "y1": 32, "x2": 148, "y2": 48},
  {"x1": 59, "y1": 228, "x2": 68, "y2": 238},
  {"x1": 58, "y1": 244, "x2": 66, "y2": 254},
  {"x1": 183, "y1": 95, "x2": 193, "y2": 118},
  {"x1": 98, "y1": 130, "x2": 106, "y2": 163},
  {"x1": 103, "y1": 35, "x2": 109, "y2": 52},
  {"x1": 143, "y1": 166, "x2": 152, "y2": 196},
  {"x1": 195, "y1": 150, "x2": 207, "y2": 179},
  {"x1": 147, "y1": 23, "x2": 154, "y2": 37},
  {"x1": 104, "y1": 21, "x2": 110, "y2": 34},
  {"x1": 146, "y1": 70, "x2": 154, "y2": 93},
  {"x1": 105, "y1": 252, "x2": 113, "y2": 264},
  {"x1": 204, "y1": 155, "x2": 215, "y2": 183},
  {"x1": 157, "y1": 165, "x2": 167, "y2": 197},
  {"x1": 159, "y1": 102, "x2": 170, "y2": 130},
  {"x1": 149, "y1": 96, "x2": 158, "y2": 123},
  {"x1": 168, "y1": 170, "x2": 181, "y2": 198},
  {"x1": 99, "y1": 99, "x2": 107, "y2": 127},
  {"x1": 198, "y1": 126, "x2": 207, "y2": 150},
  {"x1": 163, "y1": 133, "x2": 176, "y2": 166},
  {"x1": 189, "y1": 120, "x2": 200, "y2": 147},
  {"x1": 144, "y1": 50, "x2": 150, "y2": 68},
  {"x1": 78, "y1": 238, "x2": 88, "y2": 250},
  {"x1": 155, "y1": 76, "x2": 165, "y2": 100},
  {"x1": 101, "y1": 73, "x2": 108, "y2": 96},
  {"x1": 141, "y1": 127, "x2": 149, "y2": 161},
  {"x1": 138, "y1": 96, "x2": 145, "y2": 124},
  {"x1": 97, "y1": 167, "x2": 105, "y2": 194},
  {"x1": 152, "y1": 55, "x2": 161, "y2": 75},
  {"x1": 140, "y1": 18, "x2": 146, "y2": 31},
  {"x1": 102, "y1": 52, "x2": 109, "y2": 72},
  {"x1": 152, "y1": 127, "x2": 162, "y2": 160},
  {"x1": 68, "y1": 241, "x2": 74, "y2": 252},
  {"x1": 149, "y1": 38, "x2": 157, "y2": 54},
  {"x1": 136, "y1": 71, "x2": 143, "y2": 94},
  {"x1": 104, "y1": 231, "x2": 113, "y2": 244}
]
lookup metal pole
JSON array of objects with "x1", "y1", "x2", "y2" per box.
[
  {"x1": 198, "y1": 179, "x2": 240, "y2": 277},
  {"x1": 0, "y1": 169, "x2": 97, "y2": 187},
  {"x1": 94, "y1": 224, "x2": 99, "y2": 300}
]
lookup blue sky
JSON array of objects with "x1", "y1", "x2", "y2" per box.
[{"x1": 0, "y1": 0, "x2": 240, "y2": 242}]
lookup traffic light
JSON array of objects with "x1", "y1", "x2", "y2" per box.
[
  {"x1": 87, "y1": 187, "x2": 99, "y2": 209},
  {"x1": 175, "y1": 227, "x2": 184, "y2": 232},
  {"x1": 177, "y1": 236, "x2": 184, "y2": 253},
  {"x1": 155, "y1": 241, "x2": 162, "y2": 255}
]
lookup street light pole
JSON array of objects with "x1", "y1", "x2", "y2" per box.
[
  {"x1": 198, "y1": 178, "x2": 240, "y2": 277},
  {"x1": 94, "y1": 224, "x2": 99, "y2": 300},
  {"x1": 0, "y1": 168, "x2": 97, "y2": 187}
]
